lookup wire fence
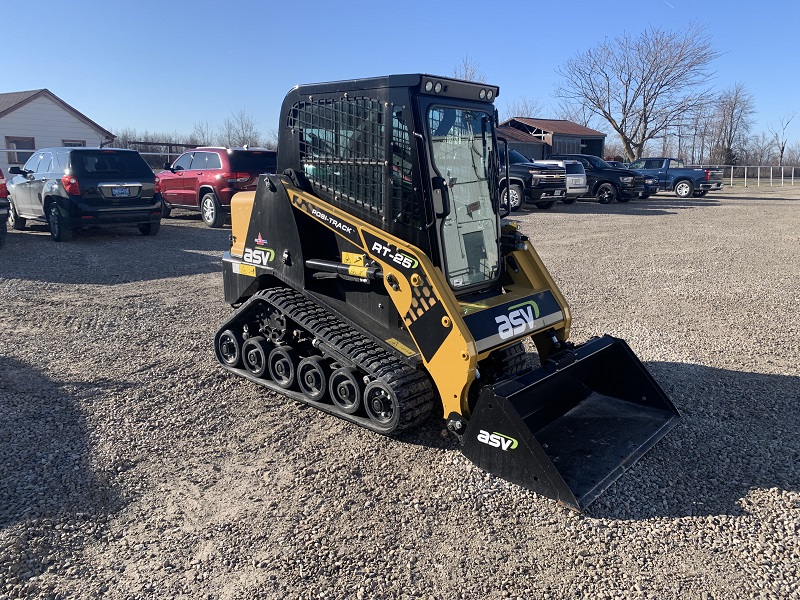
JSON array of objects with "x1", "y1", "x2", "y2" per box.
[{"x1": 691, "y1": 165, "x2": 798, "y2": 187}]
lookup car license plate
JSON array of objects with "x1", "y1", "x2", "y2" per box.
[
  {"x1": 112, "y1": 187, "x2": 130, "y2": 197},
  {"x1": 554, "y1": 189, "x2": 564, "y2": 196}
]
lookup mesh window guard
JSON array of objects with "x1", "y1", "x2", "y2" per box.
[{"x1": 290, "y1": 97, "x2": 385, "y2": 213}]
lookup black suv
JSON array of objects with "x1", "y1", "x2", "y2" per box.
[
  {"x1": 547, "y1": 153, "x2": 644, "y2": 204},
  {"x1": 499, "y1": 148, "x2": 566, "y2": 210},
  {"x1": 6, "y1": 148, "x2": 161, "y2": 242}
]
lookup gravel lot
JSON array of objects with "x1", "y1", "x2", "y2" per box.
[{"x1": 1, "y1": 186, "x2": 798, "y2": 599}]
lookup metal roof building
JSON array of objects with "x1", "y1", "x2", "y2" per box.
[{"x1": 500, "y1": 118, "x2": 606, "y2": 159}]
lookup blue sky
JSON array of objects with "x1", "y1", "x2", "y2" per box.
[{"x1": 9, "y1": 0, "x2": 799, "y2": 146}]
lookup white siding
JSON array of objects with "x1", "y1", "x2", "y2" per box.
[{"x1": 0, "y1": 95, "x2": 112, "y2": 174}]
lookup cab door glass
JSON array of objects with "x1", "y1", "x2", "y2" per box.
[{"x1": 427, "y1": 106, "x2": 499, "y2": 290}]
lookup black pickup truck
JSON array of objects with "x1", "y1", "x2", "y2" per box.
[
  {"x1": 499, "y1": 148, "x2": 566, "y2": 210},
  {"x1": 547, "y1": 153, "x2": 645, "y2": 203}
]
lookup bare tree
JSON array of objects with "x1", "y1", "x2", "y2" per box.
[
  {"x1": 219, "y1": 108, "x2": 263, "y2": 148},
  {"x1": 191, "y1": 120, "x2": 216, "y2": 146},
  {"x1": 554, "y1": 99, "x2": 601, "y2": 129},
  {"x1": 555, "y1": 23, "x2": 719, "y2": 161},
  {"x1": 708, "y1": 83, "x2": 755, "y2": 165},
  {"x1": 742, "y1": 132, "x2": 774, "y2": 165},
  {"x1": 769, "y1": 111, "x2": 796, "y2": 166},
  {"x1": 453, "y1": 55, "x2": 486, "y2": 83},
  {"x1": 500, "y1": 96, "x2": 545, "y2": 121}
]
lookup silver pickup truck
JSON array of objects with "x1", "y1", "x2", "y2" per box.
[{"x1": 628, "y1": 157, "x2": 724, "y2": 198}]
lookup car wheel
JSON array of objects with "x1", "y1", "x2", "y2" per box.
[
  {"x1": 161, "y1": 198, "x2": 172, "y2": 218},
  {"x1": 502, "y1": 184, "x2": 524, "y2": 211},
  {"x1": 7, "y1": 197, "x2": 26, "y2": 230},
  {"x1": 139, "y1": 219, "x2": 161, "y2": 236},
  {"x1": 596, "y1": 183, "x2": 617, "y2": 204},
  {"x1": 534, "y1": 200, "x2": 555, "y2": 210},
  {"x1": 561, "y1": 197, "x2": 577, "y2": 205},
  {"x1": 639, "y1": 193, "x2": 651, "y2": 200},
  {"x1": 674, "y1": 180, "x2": 694, "y2": 198},
  {"x1": 693, "y1": 190, "x2": 708, "y2": 197},
  {"x1": 200, "y1": 192, "x2": 224, "y2": 228},
  {"x1": 47, "y1": 203, "x2": 73, "y2": 242}
]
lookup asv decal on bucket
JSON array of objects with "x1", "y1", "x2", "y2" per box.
[
  {"x1": 495, "y1": 300, "x2": 540, "y2": 340},
  {"x1": 477, "y1": 430, "x2": 518, "y2": 451}
]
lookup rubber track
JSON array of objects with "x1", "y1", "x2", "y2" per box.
[{"x1": 216, "y1": 286, "x2": 435, "y2": 434}]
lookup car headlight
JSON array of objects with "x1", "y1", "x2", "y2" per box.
[
  {"x1": 619, "y1": 176, "x2": 633, "y2": 184},
  {"x1": 645, "y1": 177, "x2": 655, "y2": 185}
]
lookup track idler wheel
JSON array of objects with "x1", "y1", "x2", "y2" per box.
[
  {"x1": 268, "y1": 345, "x2": 299, "y2": 389},
  {"x1": 242, "y1": 336, "x2": 272, "y2": 378},
  {"x1": 328, "y1": 367, "x2": 363, "y2": 415},
  {"x1": 297, "y1": 356, "x2": 329, "y2": 402},
  {"x1": 364, "y1": 380, "x2": 400, "y2": 430},
  {"x1": 217, "y1": 329, "x2": 244, "y2": 368}
]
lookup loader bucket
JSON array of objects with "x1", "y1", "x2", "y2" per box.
[{"x1": 460, "y1": 335, "x2": 679, "y2": 510}]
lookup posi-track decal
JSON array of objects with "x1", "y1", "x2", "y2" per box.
[{"x1": 290, "y1": 195, "x2": 363, "y2": 247}]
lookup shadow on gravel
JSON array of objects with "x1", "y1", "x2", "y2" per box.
[
  {"x1": 588, "y1": 362, "x2": 800, "y2": 519},
  {"x1": 1, "y1": 219, "x2": 229, "y2": 285},
  {"x1": 395, "y1": 361, "x2": 799, "y2": 519},
  {"x1": 0, "y1": 356, "x2": 118, "y2": 530},
  {"x1": 514, "y1": 197, "x2": 722, "y2": 217}
]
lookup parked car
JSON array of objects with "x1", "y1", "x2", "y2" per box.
[
  {"x1": 498, "y1": 148, "x2": 566, "y2": 210},
  {"x1": 546, "y1": 153, "x2": 645, "y2": 204},
  {"x1": 0, "y1": 168, "x2": 8, "y2": 249},
  {"x1": 627, "y1": 157, "x2": 724, "y2": 198},
  {"x1": 158, "y1": 147, "x2": 277, "y2": 227},
  {"x1": 535, "y1": 159, "x2": 588, "y2": 203},
  {"x1": 6, "y1": 148, "x2": 161, "y2": 242}
]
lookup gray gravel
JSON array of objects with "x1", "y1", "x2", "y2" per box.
[{"x1": 1, "y1": 187, "x2": 798, "y2": 599}]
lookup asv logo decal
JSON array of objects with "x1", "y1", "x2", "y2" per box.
[
  {"x1": 495, "y1": 300, "x2": 540, "y2": 340},
  {"x1": 243, "y1": 247, "x2": 275, "y2": 266},
  {"x1": 477, "y1": 430, "x2": 518, "y2": 451},
  {"x1": 370, "y1": 241, "x2": 419, "y2": 270}
]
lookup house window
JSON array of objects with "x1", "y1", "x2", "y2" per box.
[
  {"x1": 62, "y1": 140, "x2": 86, "y2": 147},
  {"x1": 5, "y1": 136, "x2": 35, "y2": 164}
]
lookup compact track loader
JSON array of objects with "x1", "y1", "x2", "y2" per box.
[{"x1": 214, "y1": 74, "x2": 679, "y2": 510}]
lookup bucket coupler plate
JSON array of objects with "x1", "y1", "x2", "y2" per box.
[{"x1": 460, "y1": 335, "x2": 680, "y2": 510}]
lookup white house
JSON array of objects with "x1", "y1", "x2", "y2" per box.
[{"x1": 0, "y1": 89, "x2": 115, "y2": 174}]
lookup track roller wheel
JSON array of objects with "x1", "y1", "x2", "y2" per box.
[
  {"x1": 364, "y1": 380, "x2": 400, "y2": 430},
  {"x1": 328, "y1": 367, "x2": 363, "y2": 415},
  {"x1": 268, "y1": 345, "x2": 299, "y2": 389},
  {"x1": 242, "y1": 336, "x2": 271, "y2": 378},
  {"x1": 297, "y1": 356, "x2": 329, "y2": 402},
  {"x1": 217, "y1": 329, "x2": 244, "y2": 368}
]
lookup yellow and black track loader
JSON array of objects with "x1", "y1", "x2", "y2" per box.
[{"x1": 214, "y1": 74, "x2": 679, "y2": 510}]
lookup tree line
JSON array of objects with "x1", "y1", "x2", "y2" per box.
[
  {"x1": 457, "y1": 24, "x2": 797, "y2": 166},
  {"x1": 112, "y1": 109, "x2": 278, "y2": 168}
]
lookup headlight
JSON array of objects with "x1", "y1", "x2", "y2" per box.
[{"x1": 619, "y1": 176, "x2": 633, "y2": 184}]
